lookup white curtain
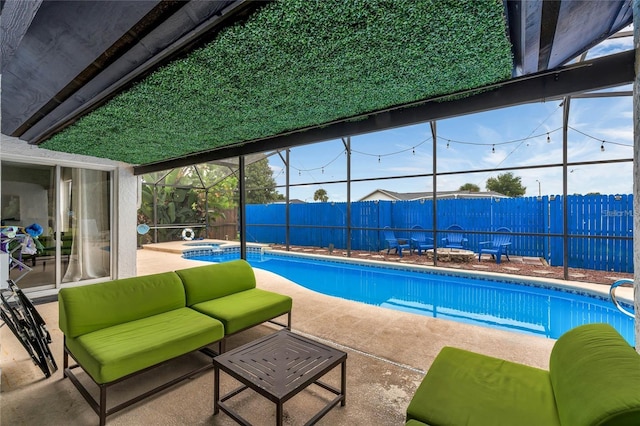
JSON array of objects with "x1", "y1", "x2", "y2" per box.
[{"x1": 63, "y1": 169, "x2": 110, "y2": 282}]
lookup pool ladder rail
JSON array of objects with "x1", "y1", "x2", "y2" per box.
[{"x1": 609, "y1": 279, "x2": 635, "y2": 319}]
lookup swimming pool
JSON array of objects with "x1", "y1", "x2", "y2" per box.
[{"x1": 186, "y1": 248, "x2": 635, "y2": 345}]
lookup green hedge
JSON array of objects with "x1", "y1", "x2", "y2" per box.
[{"x1": 43, "y1": 0, "x2": 513, "y2": 164}]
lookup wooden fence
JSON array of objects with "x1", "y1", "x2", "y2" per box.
[
  {"x1": 206, "y1": 208, "x2": 238, "y2": 241},
  {"x1": 245, "y1": 195, "x2": 634, "y2": 272}
]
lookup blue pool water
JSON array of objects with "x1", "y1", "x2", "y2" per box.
[{"x1": 187, "y1": 250, "x2": 635, "y2": 345}]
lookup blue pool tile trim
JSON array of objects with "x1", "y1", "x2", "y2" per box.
[{"x1": 183, "y1": 247, "x2": 634, "y2": 311}]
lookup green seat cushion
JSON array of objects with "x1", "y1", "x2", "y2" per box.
[
  {"x1": 59, "y1": 271, "x2": 186, "y2": 338},
  {"x1": 191, "y1": 288, "x2": 292, "y2": 335},
  {"x1": 407, "y1": 346, "x2": 560, "y2": 426},
  {"x1": 65, "y1": 307, "x2": 224, "y2": 384},
  {"x1": 549, "y1": 323, "x2": 640, "y2": 426},
  {"x1": 405, "y1": 420, "x2": 428, "y2": 426},
  {"x1": 176, "y1": 259, "x2": 256, "y2": 306}
]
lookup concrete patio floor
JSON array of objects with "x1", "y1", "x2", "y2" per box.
[{"x1": 2, "y1": 246, "x2": 586, "y2": 425}]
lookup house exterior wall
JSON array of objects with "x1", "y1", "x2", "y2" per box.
[{"x1": 1, "y1": 135, "x2": 137, "y2": 280}]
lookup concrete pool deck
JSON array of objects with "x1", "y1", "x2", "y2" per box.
[{"x1": 0, "y1": 242, "x2": 630, "y2": 425}]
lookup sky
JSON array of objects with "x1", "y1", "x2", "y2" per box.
[{"x1": 267, "y1": 30, "x2": 634, "y2": 203}]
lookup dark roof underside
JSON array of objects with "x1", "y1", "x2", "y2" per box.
[{"x1": 0, "y1": 0, "x2": 633, "y2": 172}]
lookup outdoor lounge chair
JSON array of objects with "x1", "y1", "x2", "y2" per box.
[
  {"x1": 410, "y1": 225, "x2": 434, "y2": 255},
  {"x1": 442, "y1": 224, "x2": 468, "y2": 249},
  {"x1": 478, "y1": 227, "x2": 512, "y2": 264},
  {"x1": 383, "y1": 226, "x2": 410, "y2": 257}
]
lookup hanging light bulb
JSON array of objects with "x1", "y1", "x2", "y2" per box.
[
  {"x1": 412, "y1": 147, "x2": 415, "y2": 155},
  {"x1": 321, "y1": 167, "x2": 324, "y2": 174},
  {"x1": 492, "y1": 144, "x2": 495, "y2": 154},
  {"x1": 600, "y1": 141, "x2": 605, "y2": 152},
  {"x1": 378, "y1": 155, "x2": 381, "y2": 163},
  {"x1": 547, "y1": 133, "x2": 551, "y2": 143},
  {"x1": 446, "y1": 140, "x2": 450, "y2": 149},
  {"x1": 298, "y1": 170, "x2": 301, "y2": 176}
]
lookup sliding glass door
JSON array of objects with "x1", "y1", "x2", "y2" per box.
[{"x1": 1, "y1": 161, "x2": 112, "y2": 291}]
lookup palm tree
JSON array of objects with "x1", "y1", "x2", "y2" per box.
[{"x1": 313, "y1": 188, "x2": 329, "y2": 202}]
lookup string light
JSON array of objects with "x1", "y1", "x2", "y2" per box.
[
  {"x1": 569, "y1": 126, "x2": 633, "y2": 148},
  {"x1": 289, "y1": 125, "x2": 628, "y2": 177},
  {"x1": 291, "y1": 150, "x2": 344, "y2": 176},
  {"x1": 439, "y1": 128, "x2": 561, "y2": 147},
  {"x1": 437, "y1": 126, "x2": 630, "y2": 154}
]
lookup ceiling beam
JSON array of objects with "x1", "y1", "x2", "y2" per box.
[
  {"x1": 11, "y1": 1, "x2": 187, "y2": 137},
  {"x1": 16, "y1": 1, "x2": 261, "y2": 144},
  {"x1": 134, "y1": 49, "x2": 634, "y2": 175},
  {"x1": 537, "y1": 0, "x2": 561, "y2": 71}
]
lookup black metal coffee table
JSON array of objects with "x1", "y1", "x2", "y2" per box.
[{"x1": 213, "y1": 330, "x2": 347, "y2": 425}]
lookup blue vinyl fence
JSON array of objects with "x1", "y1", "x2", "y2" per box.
[{"x1": 245, "y1": 195, "x2": 633, "y2": 272}]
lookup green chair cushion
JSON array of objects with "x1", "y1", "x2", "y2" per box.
[
  {"x1": 65, "y1": 307, "x2": 223, "y2": 384},
  {"x1": 191, "y1": 288, "x2": 292, "y2": 335},
  {"x1": 59, "y1": 271, "x2": 186, "y2": 338},
  {"x1": 405, "y1": 420, "x2": 428, "y2": 426},
  {"x1": 549, "y1": 323, "x2": 640, "y2": 426},
  {"x1": 406, "y1": 346, "x2": 560, "y2": 426},
  {"x1": 176, "y1": 259, "x2": 256, "y2": 306}
]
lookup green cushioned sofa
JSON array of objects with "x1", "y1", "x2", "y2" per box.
[
  {"x1": 406, "y1": 323, "x2": 640, "y2": 426},
  {"x1": 175, "y1": 259, "x2": 292, "y2": 352},
  {"x1": 59, "y1": 259, "x2": 292, "y2": 425}
]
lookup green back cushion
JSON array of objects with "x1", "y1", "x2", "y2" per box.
[
  {"x1": 550, "y1": 323, "x2": 640, "y2": 426},
  {"x1": 175, "y1": 259, "x2": 256, "y2": 306},
  {"x1": 59, "y1": 271, "x2": 185, "y2": 338}
]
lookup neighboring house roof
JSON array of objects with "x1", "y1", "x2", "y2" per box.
[
  {"x1": 269, "y1": 199, "x2": 306, "y2": 204},
  {"x1": 358, "y1": 189, "x2": 507, "y2": 202}
]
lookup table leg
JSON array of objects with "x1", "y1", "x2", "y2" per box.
[
  {"x1": 341, "y1": 360, "x2": 347, "y2": 406},
  {"x1": 214, "y1": 366, "x2": 220, "y2": 415},
  {"x1": 276, "y1": 401, "x2": 283, "y2": 426}
]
